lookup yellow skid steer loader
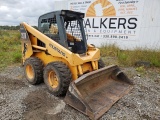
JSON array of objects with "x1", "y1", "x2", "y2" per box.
[{"x1": 20, "y1": 10, "x2": 133, "y2": 120}]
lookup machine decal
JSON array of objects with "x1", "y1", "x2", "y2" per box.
[
  {"x1": 21, "y1": 33, "x2": 27, "y2": 39},
  {"x1": 49, "y1": 43, "x2": 66, "y2": 57},
  {"x1": 20, "y1": 25, "x2": 29, "y2": 40}
]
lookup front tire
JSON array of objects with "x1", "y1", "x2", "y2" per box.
[
  {"x1": 24, "y1": 57, "x2": 43, "y2": 85},
  {"x1": 43, "y1": 62, "x2": 72, "y2": 97},
  {"x1": 98, "y1": 58, "x2": 105, "y2": 69}
]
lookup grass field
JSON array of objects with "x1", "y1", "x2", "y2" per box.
[
  {"x1": 0, "y1": 30, "x2": 160, "y2": 70},
  {"x1": 0, "y1": 30, "x2": 21, "y2": 70},
  {"x1": 100, "y1": 44, "x2": 160, "y2": 67}
]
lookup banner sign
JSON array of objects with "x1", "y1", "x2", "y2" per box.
[{"x1": 68, "y1": 0, "x2": 144, "y2": 40}]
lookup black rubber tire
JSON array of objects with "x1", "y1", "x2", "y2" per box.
[
  {"x1": 43, "y1": 62, "x2": 72, "y2": 97},
  {"x1": 24, "y1": 57, "x2": 43, "y2": 85},
  {"x1": 98, "y1": 58, "x2": 105, "y2": 69}
]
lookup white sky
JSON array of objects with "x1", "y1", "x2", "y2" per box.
[{"x1": 0, "y1": 0, "x2": 65, "y2": 26}]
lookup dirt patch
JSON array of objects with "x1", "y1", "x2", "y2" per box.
[
  {"x1": 22, "y1": 90, "x2": 65, "y2": 120},
  {"x1": 0, "y1": 65, "x2": 160, "y2": 120},
  {"x1": 22, "y1": 88, "x2": 88, "y2": 120},
  {"x1": 0, "y1": 77, "x2": 26, "y2": 90}
]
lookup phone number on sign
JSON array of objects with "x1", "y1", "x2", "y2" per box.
[{"x1": 103, "y1": 35, "x2": 129, "y2": 39}]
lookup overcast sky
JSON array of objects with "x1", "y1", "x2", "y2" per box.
[{"x1": 0, "y1": 0, "x2": 65, "y2": 26}]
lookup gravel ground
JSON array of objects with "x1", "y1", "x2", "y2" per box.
[{"x1": 0, "y1": 65, "x2": 160, "y2": 120}]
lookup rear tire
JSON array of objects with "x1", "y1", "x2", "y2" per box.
[
  {"x1": 43, "y1": 62, "x2": 72, "y2": 97},
  {"x1": 24, "y1": 57, "x2": 43, "y2": 85},
  {"x1": 98, "y1": 58, "x2": 105, "y2": 69}
]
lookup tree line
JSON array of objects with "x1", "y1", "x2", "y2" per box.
[
  {"x1": 0, "y1": 26, "x2": 38, "y2": 30},
  {"x1": 0, "y1": 25, "x2": 20, "y2": 30}
]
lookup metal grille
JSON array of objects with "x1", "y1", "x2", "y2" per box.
[
  {"x1": 41, "y1": 17, "x2": 59, "y2": 41},
  {"x1": 41, "y1": 17, "x2": 57, "y2": 24},
  {"x1": 48, "y1": 18, "x2": 56, "y2": 24},
  {"x1": 41, "y1": 19, "x2": 47, "y2": 23},
  {"x1": 65, "y1": 20, "x2": 82, "y2": 41}
]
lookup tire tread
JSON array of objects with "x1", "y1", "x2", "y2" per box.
[
  {"x1": 24, "y1": 57, "x2": 43, "y2": 84},
  {"x1": 44, "y1": 61, "x2": 72, "y2": 96}
]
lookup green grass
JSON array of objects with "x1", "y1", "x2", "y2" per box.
[
  {"x1": 100, "y1": 43, "x2": 160, "y2": 67},
  {"x1": 0, "y1": 30, "x2": 21, "y2": 70}
]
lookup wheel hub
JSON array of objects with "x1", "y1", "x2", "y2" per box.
[
  {"x1": 48, "y1": 71, "x2": 59, "y2": 88},
  {"x1": 26, "y1": 64, "x2": 34, "y2": 80}
]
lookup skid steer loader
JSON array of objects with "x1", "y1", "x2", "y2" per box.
[{"x1": 20, "y1": 10, "x2": 133, "y2": 120}]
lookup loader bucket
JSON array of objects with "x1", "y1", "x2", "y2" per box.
[{"x1": 64, "y1": 65, "x2": 133, "y2": 120}]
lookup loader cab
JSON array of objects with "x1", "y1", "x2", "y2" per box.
[{"x1": 38, "y1": 10, "x2": 87, "y2": 54}]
